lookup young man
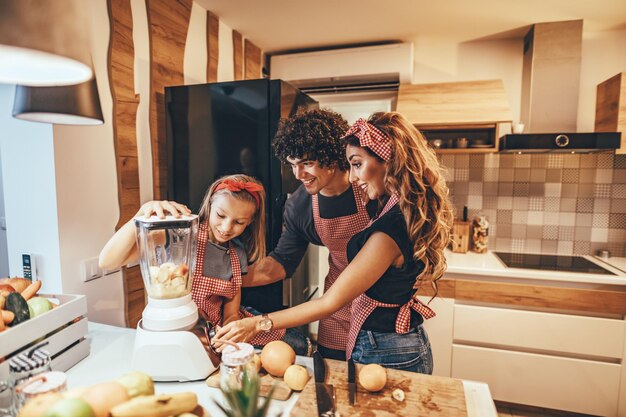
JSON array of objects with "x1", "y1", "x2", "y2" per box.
[{"x1": 242, "y1": 109, "x2": 376, "y2": 360}]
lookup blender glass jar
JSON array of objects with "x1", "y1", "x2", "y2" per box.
[{"x1": 134, "y1": 215, "x2": 198, "y2": 300}]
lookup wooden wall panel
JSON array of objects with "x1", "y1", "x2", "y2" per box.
[
  {"x1": 108, "y1": 1, "x2": 136, "y2": 103},
  {"x1": 595, "y1": 72, "x2": 626, "y2": 154},
  {"x1": 114, "y1": 100, "x2": 141, "y2": 156},
  {"x1": 108, "y1": 0, "x2": 143, "y2": 328},
  {"x1": 206, "y1": 11, "x2": 219, "y2": 83},
  {"x1": 125, "y1": 266, "x2": 145, "y2": 328},
  {"x1": 232, "y1": 30, "x2": 243, "y2": 81},
  {"x1": 146, "y1": 0, "x2": 192, "y2": 200},
  {"x1": 244, "y1": 39, "x2": 261, "y2": 79},
  {"x1": 108, "y1": 0, "x2": 140, "y2": 228}
]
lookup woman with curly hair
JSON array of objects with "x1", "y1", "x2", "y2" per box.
[
  {"x1": 218, "y1": 112, "x2": 453, "y2": 373},
  {"x1": 241, "y1": 108, "x2": 377, "y2": 360}
]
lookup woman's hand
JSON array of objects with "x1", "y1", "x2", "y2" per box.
[
  {"x1": 137, "y1": 200, "x2": 191, "y2": 219},
  {"x1": 213, "y1": 317, "x2": 260, "y2": 352}
]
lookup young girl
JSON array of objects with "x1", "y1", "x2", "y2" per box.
[
  {"x1": 99, "y1": 174, "x2": 311, "y2": 356},
  {"x1": 215, "y1": 114, "x2": 453, "y2": 373}
]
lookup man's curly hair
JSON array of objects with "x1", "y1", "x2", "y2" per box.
[{"x1": 272, "y1": 108, "x2": 350, "y2": 171}]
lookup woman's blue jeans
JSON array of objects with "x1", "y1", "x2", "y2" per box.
[{"x1": 351, "y1": 325, "x2": 433, "y2": 374}]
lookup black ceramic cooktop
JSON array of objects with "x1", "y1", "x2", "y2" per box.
[{"x1": 493, "y1": 252, "x2": 616, "y2": 275}]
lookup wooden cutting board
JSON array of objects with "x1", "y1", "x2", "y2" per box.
[
  {"x1": 206, "y1": 369, "x2": 294, "y2": 401},
  {"x1": 291, "y1": 359, "x2": 467, "y2": 416}
]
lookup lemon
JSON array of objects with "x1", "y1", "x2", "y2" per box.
[
  {"x1": 283, "y1": 364, "x2": 309, "y2": 391},
  {"x1": 358, "y1": 363, "x2": 387, "y2": 392}
]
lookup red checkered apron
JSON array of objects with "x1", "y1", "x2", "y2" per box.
[
  {"x1": 313, "y1": 183, "x2": 371, "y2": 351},
  {"x1": 191, "y1": 222, "x2": 286, "y2": 345},
  {"x1": 344, "y1": 194, "x2": 436, "y2": 359}
]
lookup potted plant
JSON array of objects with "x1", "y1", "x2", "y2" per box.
[{"x1": 215, "y1": 370, "x2": 276, "y2": 417}]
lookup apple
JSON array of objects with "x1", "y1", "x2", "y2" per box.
[
  {"x1": 252, "y1": 353, "x2": 262, "y2": 373},
  {"x1": 41, "y1": 398, "x2": 94, "y2": 417},
  {"x1": 63, "y1": 386, "x2": 89, "y2": 399},
  {"x1": 27, "y1": 297, "x2": 53, "y2": 318},
  {"x1": 18, "y1": 392, "x2": 63, "y2": 417},
  {"x1": 116, "y1": 371, "x2": 155, "y2": 398},
  {"x1": 283, "y1": 364, "x2": 309, "y2": 391},
  {"x1": 79, "y1": 382, "x2": 129, "y2": 417},
  {"x1": 172, "y1": 264, "x2": 189, "y2": 278}
]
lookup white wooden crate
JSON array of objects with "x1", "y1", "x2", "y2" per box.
[
  {"x1": 0, "y1": 293, "x2": 89, "y2": 374},
  {"x1": 0, "y1": 294, "x2": 89, "y2": 409}
]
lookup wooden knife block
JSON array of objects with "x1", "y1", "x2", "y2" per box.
[{"x1": 450, "y1": 221, "x2": 470, "y2": 253}]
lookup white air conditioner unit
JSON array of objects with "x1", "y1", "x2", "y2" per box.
[{"x1": 270, "y1": 43, "x2": 413, "y2": 94}]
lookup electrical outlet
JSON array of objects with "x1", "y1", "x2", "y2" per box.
[{"x1": 82, "y1": 257, "x2": 102, "y2": 282}]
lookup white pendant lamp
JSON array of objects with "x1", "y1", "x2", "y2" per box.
[
  {"x1": 0, "y1": 0, "x2": 93, "y2": 86},
  {"x1": 12, "y1": 77, "x2": 104, "y2": 125}
]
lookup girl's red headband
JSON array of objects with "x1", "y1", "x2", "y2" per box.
[{"x1": 215, "y1": 179, "x2": 264, "y2": 207}]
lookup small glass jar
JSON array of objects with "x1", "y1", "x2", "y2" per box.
[
  {"x1": 219, "y1": 342, "x2": 257, "y2": 392},
  {"x1": 15, "y1": 371, "x2": 67, "y2": 402},
  {"x1": 471, "y1": 215, "x2": 490, "y2": 253},
  {"x1": 0, "y1": 345, "x2": 51, "y2": 417}
]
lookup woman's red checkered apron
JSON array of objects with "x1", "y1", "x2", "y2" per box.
[
  {"x1": 313, "y1": 183, "x2": 371, "y2": 351},
  {"x1": 191, "y1": 222, "x2": 286, "y2": 345},
  {"x1": 344, "y1": 194, "x2": 436, "y2": 359}
]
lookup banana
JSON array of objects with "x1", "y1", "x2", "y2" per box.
[{"x1": 110, "y1": 392, "x2": 198, "y2": 417}]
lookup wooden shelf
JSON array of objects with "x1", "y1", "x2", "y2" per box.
[
  {"x1": 416, "y1": 121, "x2": 508, "y2": 154},
  {"x1": 434, "y1": 148, "x2": 497, "y2": 154}
]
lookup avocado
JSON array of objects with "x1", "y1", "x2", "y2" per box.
[{"x1": 5, "y1": 292, "x2": 30, "y2": 325}]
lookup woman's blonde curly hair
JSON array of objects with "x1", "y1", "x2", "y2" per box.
[{"x1": 347, "y1": 112, "x2": 454, "y2": 293}]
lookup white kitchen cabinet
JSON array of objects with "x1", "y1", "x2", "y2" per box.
[
  {"x1": 451, "y1": 302, "x2": 625, "y2": 416},
  {"x1": 619, "y1": 329, "x2": 626, "y2": 416},
  {"x1": 418, "y1": 295, "x2": 454, "y2": 377},
  {"x1": 452, "y1": 344, "x2": 621, "y2": 416},
  {"x1": 453, "y1": 304, "x2": 625, "y2": 359}
]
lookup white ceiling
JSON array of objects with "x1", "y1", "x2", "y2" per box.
[{"x1": 196, "y1": 0, "x2": 626, "y2": 54}]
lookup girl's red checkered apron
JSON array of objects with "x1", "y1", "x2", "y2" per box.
[
  {"x1": 313, "y1": 183, "x2": 371, "y2": 351},
  {"x1": 345, "y1": 194, "x2": 436, "y2": 359},
  {"x1": 191, "y1": 222, "x2": 285, "y2": 345}
]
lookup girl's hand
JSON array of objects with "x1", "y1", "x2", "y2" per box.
[
  {"x1": 137, "y1": 200, "x2": 191, "y2": 219},
  {"x1": 213, "y1": 317, "x2": 260, "y2": 352}
]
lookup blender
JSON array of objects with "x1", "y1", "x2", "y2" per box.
[{"x1": 131, "y1": 214, "x2": 216, "y2": 381}]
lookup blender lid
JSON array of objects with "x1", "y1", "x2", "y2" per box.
[{"x1": 134, "y1": 214, "x2": 198, "y2": 228}]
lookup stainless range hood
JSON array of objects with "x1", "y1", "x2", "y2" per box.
[
  {"x1": 499, "y1": 20, "x2": 621, "y2": 153},
  {"x1": 499, "y1": 132, "x2": 621, "y2": 153}
]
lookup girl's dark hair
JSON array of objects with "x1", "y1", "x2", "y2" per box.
[{"x1": 272, "y1": 108, "x2": 350, "y2": 171}]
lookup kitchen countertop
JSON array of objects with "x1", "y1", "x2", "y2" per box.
[
  {"x1": 598, "y1": 256, "x2": 626, "y2": 274},
  {"x1": 444, "y1": 250, "x2": 626, "y2": 287},
  {"x1": 66, "y1": 322, "x2": 498, "y2": 417}
]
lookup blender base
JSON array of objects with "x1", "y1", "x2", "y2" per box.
[{"x1": 132, "y1": 320, "x2": 217, "y2": 382}]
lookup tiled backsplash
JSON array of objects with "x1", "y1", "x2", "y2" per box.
[{"x1": 441, "y1": 153, "x2": 626, "y2": 257}]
